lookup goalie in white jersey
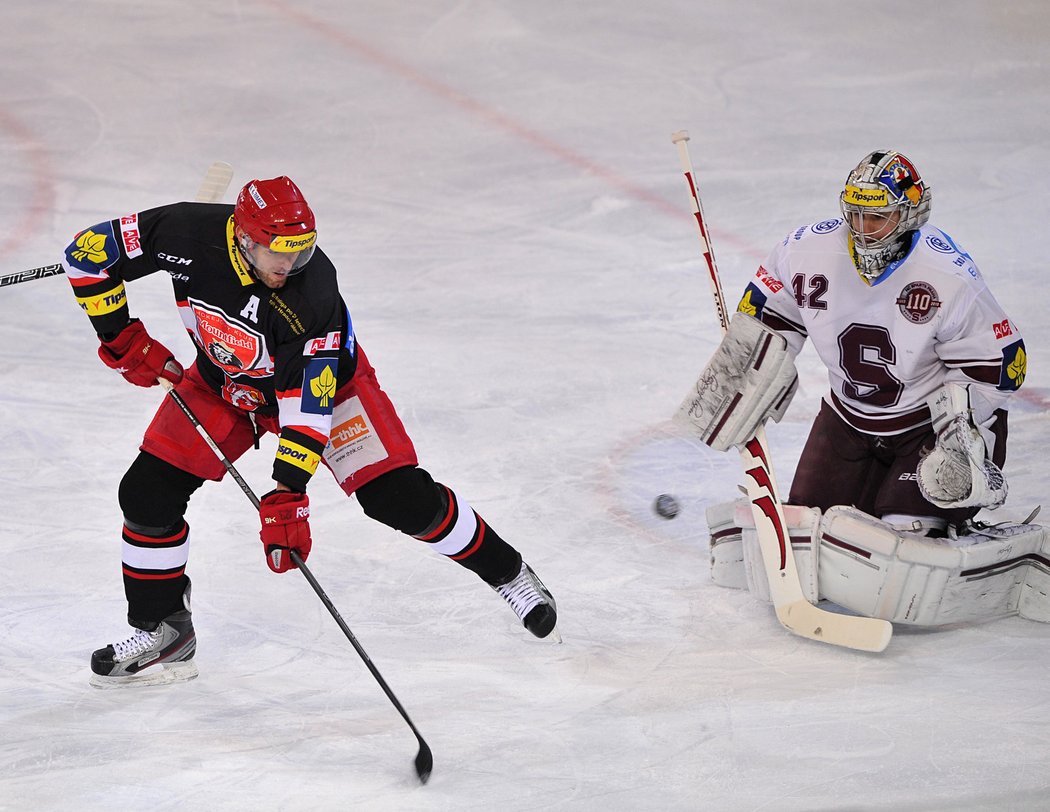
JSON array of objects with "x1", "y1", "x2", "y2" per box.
[{"x1": 689, "y1": 149, "x2": 1027, "y2": 534}]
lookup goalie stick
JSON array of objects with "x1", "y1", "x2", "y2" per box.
[
  {"x1": 0, "y1": 160, "x2": 235, "y2": 287},
  {"x1": 671, "y1": 130, "x2": 892, "y2": 653},
  {"x1": 159, "y1": 380, "x2": 434, "y2": 784}
]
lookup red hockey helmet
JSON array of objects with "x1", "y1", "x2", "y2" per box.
[{"x1": 233, "y1": 176, "x2": 317, "y2": 272}]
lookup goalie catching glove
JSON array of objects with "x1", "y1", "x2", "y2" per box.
[
  {"x1": 675, "y1": 312, "x2": 798, "y2": 451},
  {"x1": 917, "y1": 383, "x2": 1007, "y2": 509}
]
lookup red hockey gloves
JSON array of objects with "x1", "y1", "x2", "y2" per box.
[
  {"x1": 259, "y1": 489, "x2": 312, "y2": 573},
  {"x1": 98, "y1": 320, "x2": 184, "y2": 388}
]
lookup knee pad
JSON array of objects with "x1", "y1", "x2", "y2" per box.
[
  {"x1": 355, "y1": 466, "x2": 443, "y2": 535},
  {"x1": 119, "y1": 452, "x2": 205, "y2": 532}
]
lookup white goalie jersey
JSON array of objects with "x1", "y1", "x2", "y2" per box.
[{"x1": 738, "y1": 219, "x2": 1026, "y2": 434}]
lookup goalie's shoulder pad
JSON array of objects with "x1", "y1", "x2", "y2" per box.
[{"x1": 675, "y1": 313, "x2": 798, "y2": 452}]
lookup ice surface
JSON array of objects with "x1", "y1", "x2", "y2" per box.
[{"x1": 2, "y1": 2, "x2": 1049, "y2": 810}]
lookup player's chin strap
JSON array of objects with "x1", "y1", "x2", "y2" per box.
[{"x1": 917, "y1": 383, "x2": 1008, "y2": 510}]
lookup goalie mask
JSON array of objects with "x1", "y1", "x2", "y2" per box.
[
  {"x1": 840, "y1": 150, "x2": 931, "y2": 284},
  {"x1": 233, "y1": 176, "x2": 317, "y2": 276}
]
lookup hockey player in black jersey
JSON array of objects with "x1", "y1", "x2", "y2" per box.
[{"x1": 62, "y1": 175, "x2": 557, "y2": 687}]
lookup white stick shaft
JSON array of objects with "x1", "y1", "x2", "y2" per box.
[
  {"x1": 194, "y1": 161, "x2": 234, "y2": 204},
  {"x1": 671, "y1": 130, "x2": 730, "y2": 335}
]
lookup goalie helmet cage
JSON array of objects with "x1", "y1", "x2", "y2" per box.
[{"x1": 671, "y1": 129, "x2": 892, "y2": 653}]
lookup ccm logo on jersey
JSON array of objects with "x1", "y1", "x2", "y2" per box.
[
  {"x1": 304, "y1": 331, "x2": 341, "y2": 356},
  {"x1": 993, "y1": 319, "x2": 1013, "y2": 340},
  {"x1": 158, "y1": 253, "x2": 193, "y2": 265}
]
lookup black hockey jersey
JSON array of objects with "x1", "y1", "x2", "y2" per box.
[{"x1": 61, "y1": 202, "x2": 358, "y2": 491}]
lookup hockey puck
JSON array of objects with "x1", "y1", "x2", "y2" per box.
[{"x1": 654, "y1": 493, "x2": 680, "y2": 519}]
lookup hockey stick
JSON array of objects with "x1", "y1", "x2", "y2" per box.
[
  {"x1": 0, "y1": 161, "x2": 235, "y2": 287},
  {"x1": 671, "y1": 130, "x2": 892, "y2": 653},
  {"x1": 0, "y1": 263, "x2": 63, "y2": 287},
  {"x1": 159, "y1": 381, "x2": 434, "y2": 783}
]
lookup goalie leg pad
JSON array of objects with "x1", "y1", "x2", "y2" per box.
[
  {"x1": 706, "y1": 498, "x2": 819, "y2": 602},
  {"x1": 676, "y1": 313, "x2": 798, "y2": 452},
  {"x1": 819, "y1": 507, "x2": 1048, "y2": 625},
  {"x1": 709, "y1": 500, "x2": 1050, "y2": 626}
]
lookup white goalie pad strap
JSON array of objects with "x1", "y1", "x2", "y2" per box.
[
  {"x1": 707, "y1": 498, "x2": 747, "y2": 590},
  {"x1": 675, "y1": 313, "x2": 798, "y2": 452},
  {"x1": 917, "y1": 383, "x2": 1007, "y2": 509},
  {"x1": 710, "y1": 500, "x2": 1050, "y2": 626},
  {"x1": 706, "y1": 497, "x2": 819, "y2": 602}
]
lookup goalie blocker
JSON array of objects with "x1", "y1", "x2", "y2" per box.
[
  {"x1": 675, "y1": 312, "x2": 798, "y2": 451},
  {"x1": 708, "y1": 498, "x2": 1050, "y2": 626}
]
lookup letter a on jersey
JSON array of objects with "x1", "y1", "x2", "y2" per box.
[{"x1": 240, "y1": 295, "x2": 261, "y2": 324}]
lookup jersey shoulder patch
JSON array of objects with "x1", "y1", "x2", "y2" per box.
[{"x1": 64, "y1": 220, "x2": 120, "y2": 276}]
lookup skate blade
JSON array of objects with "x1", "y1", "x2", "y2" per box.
[{"x1": 89, "y1": 660, "x2": 199, "y2": 689}]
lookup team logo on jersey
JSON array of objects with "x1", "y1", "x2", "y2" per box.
[
  {"x1": 65, "y1": 222, "x2": 119, "y2": 274},
  {"x1": 190, "y1": 298, "x2": 266, "y2": 374},
  {"x1": 896, "y1": 281, "x2": 941, "y2": 324},
  {"x1": 222, "y1": 379, "x2": 267, "y2": 410},
  {"x1": 302, "y1": 358, "x2": 338, "y2": 414},
  {"x1": 810, "y1": 219, "x2": 842, "y2": 234},
  {"x1": 209, "y1": 340, "x2": 244, "y2": 369},
  {"x1": 737, "y1": 284, "x2": 767, "y2": 318},
  {"x1": 993, "y1": 319, "x2": 1013, "y2": 340},
  {"x1": 925, "y1": 234, "x2": 954, "y2": 254},
  {"x1": 999, "y1": 340, "x2": 1026, "y2": 390}
]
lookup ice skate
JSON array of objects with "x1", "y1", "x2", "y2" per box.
[
  {"x1": 90, "y1": 584, "x2": 198, "y2": 688},
  {"x1": 492, "y1": 562, "x2": 559, "y2": 640}
]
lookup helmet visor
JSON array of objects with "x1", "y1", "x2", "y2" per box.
[{"x1": 241, "y1": 231, "x2": 317, "y2": 275}]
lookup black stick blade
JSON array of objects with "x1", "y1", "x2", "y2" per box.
[{"x1": 415, "y1": 740, "x2": 433, "y2": 784}]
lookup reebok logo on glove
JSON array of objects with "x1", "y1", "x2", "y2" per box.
[{"x1": 259, "y1": 490, "x2": 312, "y2": 573}]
